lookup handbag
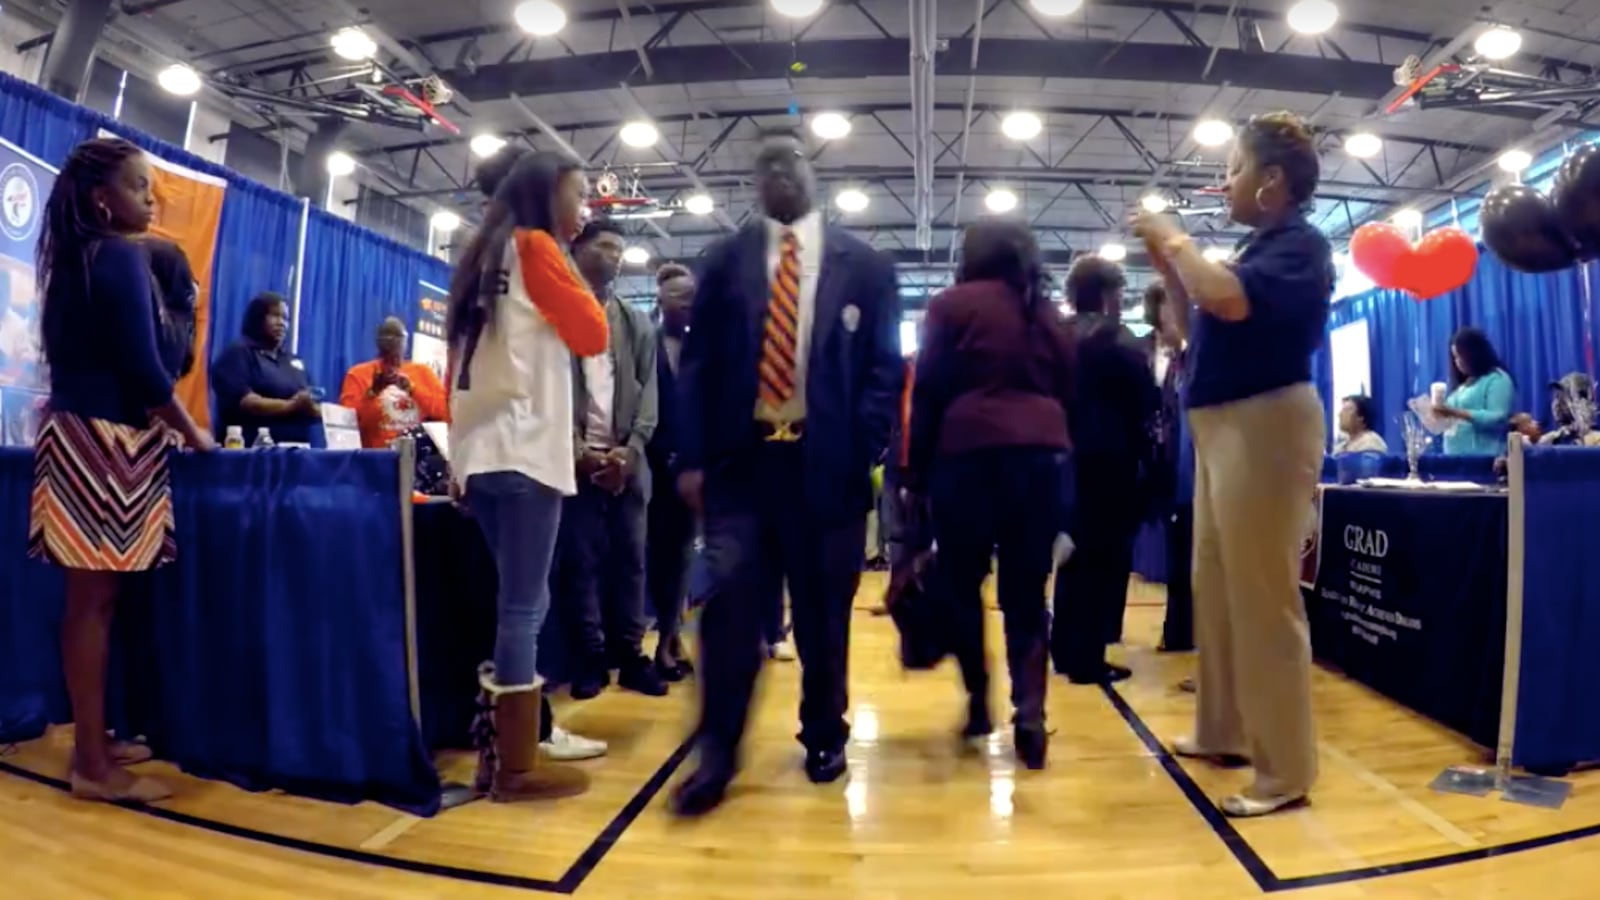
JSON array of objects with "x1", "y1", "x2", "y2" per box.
[
  {"x1": 883, "y1": 545, "x2": 949, "y2": 670},
  {"x1": 397, "y1": 425, "x2": 453, "y2": 496}
]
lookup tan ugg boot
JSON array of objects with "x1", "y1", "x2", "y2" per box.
[{"x1": 473, "y1": 664, "x2": 590, "y2": 803}]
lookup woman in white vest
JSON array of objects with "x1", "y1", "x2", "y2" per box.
[{"x1": 447, "y1": 151, "x2": 609, "y2": 802}]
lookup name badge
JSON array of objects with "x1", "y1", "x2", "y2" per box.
[{"x1": 842, "y1": 304, "x2": 861, "y2": 333}]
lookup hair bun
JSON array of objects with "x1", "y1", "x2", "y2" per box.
[{"x1": 1255, "y1": 111, "x2": 1314, "y2": 147}]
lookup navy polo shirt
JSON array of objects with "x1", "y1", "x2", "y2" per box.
[
  {"x1": 1184, "y1": 214, "x2": 1334, "y2": 409},
  {"x1": 210, "y1": 339, "x2": 315, "y2": 443}
]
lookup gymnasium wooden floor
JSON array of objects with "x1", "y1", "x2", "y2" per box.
[{"x1": 3, "y1": 576, "x2": 1598, "y2": 899}]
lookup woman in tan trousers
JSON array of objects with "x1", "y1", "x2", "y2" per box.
[{"x1": 1133, "y1": 112, "x2": 1334, "y2": 818}]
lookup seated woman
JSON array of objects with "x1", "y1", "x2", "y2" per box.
[
  {"x1": 211, "y1": 292, "x2": 321, "y2": 444},
  {"x1": 1435, "y1": 328, "x2": 1513, "y2": 456},
  {"x1": 1332, "y1": 394, "x2": 1387, "y2": 455},
  {"x1": 339, "y1": 316, "x2": 449, "y2": 448},
  {"x1": 1536, "y1": 373, "x2": 1600, "y2": 447}
]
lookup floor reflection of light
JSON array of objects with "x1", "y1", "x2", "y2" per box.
[
  {"x1": 845, "y1": 773, "x2": 870, "y2": 822},
  {"x1": 852, "y1": 705, "x2": 881, "y2": 744},
  {"x1": 989, "y1": 772, "x2": 1015, "y2": 820}
]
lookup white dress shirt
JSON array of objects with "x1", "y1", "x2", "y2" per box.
[
  {"x1": 581, "y1": 349, "x2": 616, "y2": 448},
  {"x1": 757, "y1": 210, "x2": 822, "y2": 424}
]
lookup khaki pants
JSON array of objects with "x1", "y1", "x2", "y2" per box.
[{"x1": 1188, "y1": 383, "x2": 1324, "y2": 798}]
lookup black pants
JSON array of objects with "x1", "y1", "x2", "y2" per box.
[
  {"x1": 646, "y1": 460, "x2": 695, "y2": 656},
  {"x1": 552, "y1": 473, "x2": 650, "y2": 671},
  {"x1": 1051, "y1": 453, "x2": 1142, "y2": 678},
  {"x1": 694, "y1": 443, "x2": 864, "y2": 770},
  {"x1": 932, "y1": 448, "x2": 1061, "y2": 729},
  {"x1": 1161, "y1": 502, "x2": 1195, "y2": 651}
]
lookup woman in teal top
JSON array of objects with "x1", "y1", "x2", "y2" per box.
[{"x1": 1436, "y1": 328, "x2": 1514, "y2": 456}]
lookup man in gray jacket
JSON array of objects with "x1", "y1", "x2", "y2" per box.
[{"x1": 553, "y1": 219, "x2": 668, "y2": 698}]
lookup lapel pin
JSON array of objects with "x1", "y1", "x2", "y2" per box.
[{"x1": 842, "y1": 304, "x2": 861, "y2": 333}]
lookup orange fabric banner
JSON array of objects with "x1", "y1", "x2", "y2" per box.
[{"x1": 144, "y1": 153, "x2": 226, "y2": 432}]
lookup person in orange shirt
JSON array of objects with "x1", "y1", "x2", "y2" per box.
[{"x1": 339, "y1": 317, "x2": 450, "y2": 448}]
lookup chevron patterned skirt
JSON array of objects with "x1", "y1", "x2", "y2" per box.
[{"x1": 28, "y1": 411, "x2": 176, "y2": 572}]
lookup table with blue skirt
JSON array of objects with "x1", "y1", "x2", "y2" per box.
[{"x1": 0, "y1": 446, "x2": 503, "y2": 817}]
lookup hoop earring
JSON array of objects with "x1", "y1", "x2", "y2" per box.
[{"x1": 1254, "y1": 186, "x2": 1267, "y2": 207}]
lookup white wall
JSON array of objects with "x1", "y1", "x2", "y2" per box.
[
  {"x1": 0, "y1": 15, "x2": 48, "y2": 84},
  {"x1": 185, "y1": 101, "x2": 231, "y2": 166}
]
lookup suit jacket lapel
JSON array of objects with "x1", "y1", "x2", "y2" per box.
[
  {"x1": 742, "y1": 225, "x2": 770, "y2": 351},
  {"x1": 810, "y1": 233, "x2": 848, "y2": 367}
]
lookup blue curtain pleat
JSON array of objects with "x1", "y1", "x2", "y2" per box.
[
  {"x1": 210, "y1": 182, "x2": 303, "y2": 365},
  {"x1": 296, "y1": 209, "x2": 446, "y2": 391},
  {"x1": 0, "y1": 71, "x2": 100, "y2": 165},
  {"x1": 0, "y1": 449, "x2": 66, "y2": 742}
]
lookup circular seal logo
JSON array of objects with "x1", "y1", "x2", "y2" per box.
[{"x1": 0, "y1": 163, "x2": 39, "y2": 243}]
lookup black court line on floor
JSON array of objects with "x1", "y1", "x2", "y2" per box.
[
  {"x1": 1101, "y1": 683, "x2": 1600, "y2": 893},
  {"x1": 0, "y1": 737, "x2": 695, "y2": 895}
]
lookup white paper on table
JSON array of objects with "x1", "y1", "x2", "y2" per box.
[
  {"x1": 1408, "y1": 395, "x2": 1451, "y2": 435},
  {"x1": 1357, "y1": 477, "x2": 1489, "y2": 492}
]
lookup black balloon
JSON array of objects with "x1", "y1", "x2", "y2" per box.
[
  {"x1": 1553, "y1": 143, "x2": 1600, "y2": 260},
  {"x1": 1480, "y1": 184, "x2": 1577, "y2": 273}
]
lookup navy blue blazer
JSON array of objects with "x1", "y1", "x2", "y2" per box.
[
  {"x1": 678, "y1": 221, "x2": 903, "y2": 524},
  {"x1": 647, "y1": 328, "x2": 681, "y2": 472}
]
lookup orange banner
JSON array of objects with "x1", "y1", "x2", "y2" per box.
[{"x1": 143, "y1": 151, "x2": 226, "y2": 432}]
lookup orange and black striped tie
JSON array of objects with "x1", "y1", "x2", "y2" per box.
[{"x1": 759, "y1": 229, "x2": 801, "y2": 409}]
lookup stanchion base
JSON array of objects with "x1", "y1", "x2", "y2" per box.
[
  {"x1": 439, "y1": 781, "x2": 482, "y2": 811},
  {"x1": 1430, "y1": 766, "x2": 1495, "y2": 797},
  {"x1": 1501, "y1": 774, "x2": 1572, "y2": 809}
]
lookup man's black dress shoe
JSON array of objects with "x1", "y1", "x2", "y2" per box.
[
  {"x1": 668, "y1": 766, "x2": 732, "y2": 817},
  {"x1": 805, "y1": 748, "x2": 848, "y2": 784}
]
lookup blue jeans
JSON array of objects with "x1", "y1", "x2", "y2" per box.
[{"x1": 467, "y1": 471, "x2": 563, "y2": 687}]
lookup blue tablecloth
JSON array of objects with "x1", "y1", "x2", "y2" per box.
[{"x1": 0, "y1": 448, "x2": 439, "y2": 816}]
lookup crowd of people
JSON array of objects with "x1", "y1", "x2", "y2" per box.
[{"x1": 30, "y1": 109, "x2": 1341, "y2": 821}]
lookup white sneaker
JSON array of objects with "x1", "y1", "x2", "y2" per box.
[
  {"x1": 541, "y1": 726, "x2": 608, "y2": 761},
  {"x1": 770, "y1": 639, "x2": 797, "y2": 661}
]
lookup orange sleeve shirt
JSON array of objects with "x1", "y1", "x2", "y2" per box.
[
  {"x1": 514, "y1": 228, "x2": 609, "y2": 358},
  {"x1": 339, "y1": 359, "x2": 451, "y2": 449}
]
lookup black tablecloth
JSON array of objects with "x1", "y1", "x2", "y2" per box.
[
  {"x1": 1304, "y1": 486, "x2": 1507, "y2": 747},
  {"x1": 414, "y1": 502, "x2": 496, "y2": 752}
]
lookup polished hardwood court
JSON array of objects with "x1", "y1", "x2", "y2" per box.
[{"x1": 3, "y1": 574, "x2": 1599, "y2": 899}]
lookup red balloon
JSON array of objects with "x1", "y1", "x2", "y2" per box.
[
  {"x1": 1349, "y1": 222, "x2": 1417, "y2": 292},
  {"x1": 1404, "y1": 227, "x2": 1478, "y2": 300}
]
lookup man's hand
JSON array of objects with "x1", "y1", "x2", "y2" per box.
[
  {"x1": 677, "y1": 469, "x2": 705, "y2": 515},
  {"x1": 591, "y1": 454, "x2": 627, "y2": 494},
  {"x1": 577, "y1": 448, "x2": 608, "y2": 478}
]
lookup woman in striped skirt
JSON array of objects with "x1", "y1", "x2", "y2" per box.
[{"x1": 29, "y1": 138, "x2": 215, "y2": 802}]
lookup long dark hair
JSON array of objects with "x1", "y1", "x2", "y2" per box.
[
  {"x1": 445, "y1": 151, "x2": 582, "y2": 377},
  {"x1": 36, "y1": 137, "x2": 144, "y2": 363},
  {"x1": 956, "y1": 218, "x2": 1051, "y2": 318},
  {"x1": 1449, "y1": 327, "x2": 1505, "y2": 386}
]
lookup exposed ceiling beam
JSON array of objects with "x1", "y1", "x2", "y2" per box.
[{"x1": 442, "y1": 38, "x2": 1401, "y2": 103}]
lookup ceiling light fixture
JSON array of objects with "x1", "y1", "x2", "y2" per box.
[
  {"x1": 1392, "y1": 208, "x2": 1423, "y2": 229},
  {"x1": 470, "y1": 134, "x2": 508, "y2": 158},
  {"x1": 1286, "y1": 0, "x2": 1339, "y2": 36},
  {"x1": 1193, "y1": 119, "x2": 1234, "y2": 147},
  {"x1": 430, "y1": 210, "x2": 462, "y2": 233},
  {"x1": 622, "y1": 246, "x2": 651, "y2": 266},
  {"x1": 1028, "y1": 0, "x2": 1084, "y2": 16},
  {"x1": 157, "y1": 63, "x2": 201, "y2": 97},
  {"x1": 985, "y1": 189, "x2": 1019, "y2": 213},
  {"x1": 330, "y1": 27, "x2": 378, "y2": 61},
  {"x1": 1344, "y1": 131, "x2": 1383, "y2": 158},
  {"x1": 1001, "y1": 111, "x2": 1043, "y2": 141},
  {"x1": 684, "y1": 194, "x2": 715, "y2": 216},
  {"x1": 770, "y1": 0, "x2": 825, "y2": 18},
  {"x1": 1140, "y1": 194, "x2": 1169, "y2": 214},
  {"x1": 619, "y1": 121, "x2": 660, "y2": 148},
  {"x1": 810, "y1": 112, "x2": 852, "y2": 141},
  {"x1": 325, "y1": 151, "x2": 356, "y2": 177},
  {"x1": 1475, "y1": 25, "x2": 1522, "y2": 61},
  {"x1": 514, "y1": 0, "x2": 569, "y2": 36},
  {"x1": 835, "y1": 188, "x2": 869, "y2": 213},
  {"x1": 1497, "y1": 148, "x2": 1533, "y2": 173},
  {"x1": 1099, "y1": 242, "x2": 1128, "y2": 262}
]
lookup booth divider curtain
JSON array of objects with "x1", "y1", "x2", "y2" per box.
[
  {"x1": 0, "y1": 71, "x2": 100, "y2": 165},
  {"x1": 1318, "y1": 251, "x2": 1593, "y2": 451},
  {"x1": 296, "y1": 209, "x2": 448, "y2": 391},
  {"x1": 209, "y1": 182, "x2": 304, "y2": 367}
]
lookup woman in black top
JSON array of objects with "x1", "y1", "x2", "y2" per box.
[
  {"x1": 210, "y1": 292, "x2": 320, "y2": 444},
  {"x1": 908, "y1": 219, "x2": 1072, "y2": 769},
  {"x1": 28, "y1": 138, "x2": 214, "y2": 803},
  {"x1": 1135, "y1": 112, "x2": 1333, "y2": 817}
]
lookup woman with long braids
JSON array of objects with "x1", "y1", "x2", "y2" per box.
[
  {"x1": 905, "y1": 218, "x2": 1073, "y2": 769},
  {"x1": 29, "y1": 137, "x2": 215, "y2": 802},
  {"x1": 1134, "y1": 112, "x2": 1334, "y2": 817},
  {"x1": 449, "y1": 151, "x2": 608, "y2": 801}
]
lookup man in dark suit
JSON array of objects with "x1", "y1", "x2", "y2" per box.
[
  {"x1": 646, "y1": 263, "x2": 697, "y2": 681},
  {"x1": 670, "y1": 135, "x2": 903, "y2": 817},
  {"x1": 1053, "y1": 257, "x2": 1161, "y2": 684}
]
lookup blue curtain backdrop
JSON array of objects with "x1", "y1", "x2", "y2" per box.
[
  {"x1": 1318, "y1": 252, "x2": 1595, "y2": 451},
  {"x1": 296, "y1": 209, "x2": 448, "y2": 392},
  {"x1": 0, "y1": 71, "x2": 100, "y2": 165},
  {"x1": 209, "y1": 182, "x2": 305, "y2": 367}
]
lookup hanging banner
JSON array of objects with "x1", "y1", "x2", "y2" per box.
[
  {"x1": 413, "y1": 279, "x2": 448, "y2": 382},
  {"x1": 101, "y1": 130, "x2": 228, "y2": 433},
  {"x1": 0, "y1": 136, "x2": 56, "y2": 446}
]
